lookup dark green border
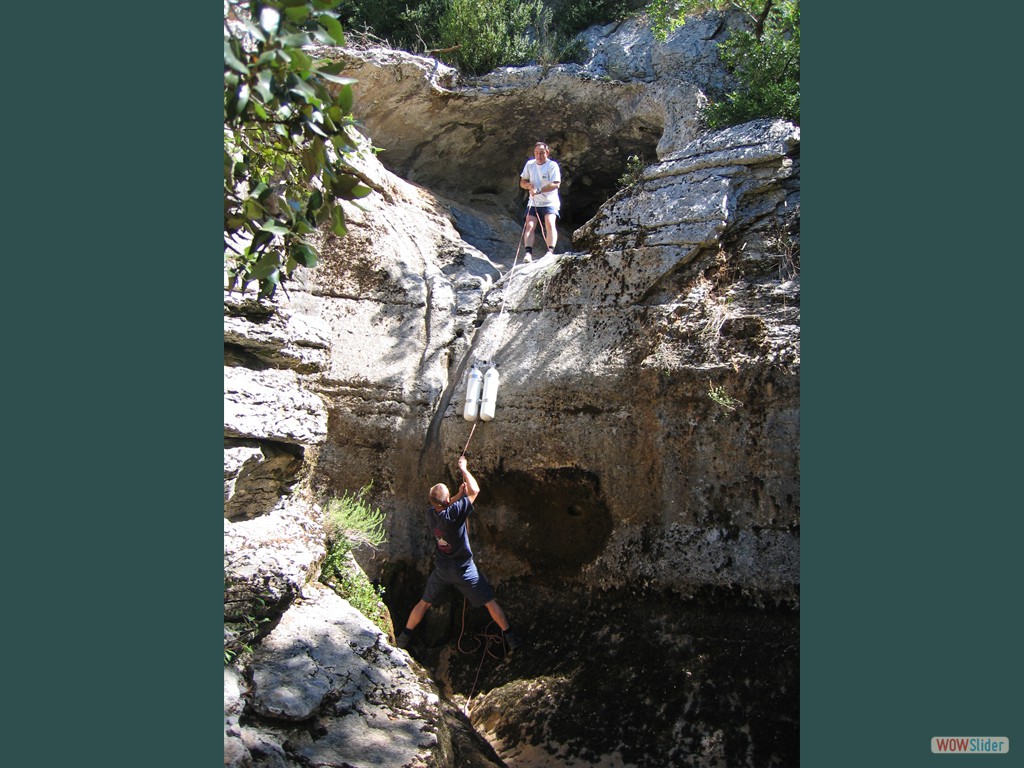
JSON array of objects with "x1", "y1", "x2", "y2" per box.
[
  {"x1": 803, "y1": 3, "x2": 1022, "y2": 765},
  {"x1": 6, "y1": 3, "x2": 224, "y2": 763}
]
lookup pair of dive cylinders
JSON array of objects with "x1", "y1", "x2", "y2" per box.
[{"x1": 463, "y1": 363, "x2": 499, "y2": 422}]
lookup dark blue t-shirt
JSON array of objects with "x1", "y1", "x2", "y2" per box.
[{"x1": 426, "y1": 496, "x2": 474, "y2": 565}]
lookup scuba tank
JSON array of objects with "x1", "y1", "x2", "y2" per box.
[
  {"x1": 463, "y1": 364, "x2": 483, "y2": 422},
  {"x1": 479, "y1": 363, "x2": 500, "y2": 422}
]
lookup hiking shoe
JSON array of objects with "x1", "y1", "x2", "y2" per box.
[
  {"x1": 523, "y1": 252, "x2": 533, "y2": 263},
  {"x1": 396, "y1": 629, "x2": 413, "y2": 649},
  {"x1": 503, "y1": 629, "x2": 523, "y2": 653},
  {"x1": 544, "y1": 250, "x2": 555, "y2": 258}
]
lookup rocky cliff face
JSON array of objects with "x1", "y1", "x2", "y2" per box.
[
  {"x1": 225, "y1": 15, "x2": 798, "y2": 767},
  {"x1": 323, "y1": 11, "x2": 745, "y2": 259}
]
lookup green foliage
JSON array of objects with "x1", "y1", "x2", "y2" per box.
[
  {"x1": 647, "y1": 0, "x2": 690, "y2": 41},
  {"x1": 320, "y1": 484, "x2": 390, "y2": 632},
  {"x1": 708, "y1": 382, "x2": 742, "y2": 411},
  {"x1": 702, "y1": 1, "x2": 799, "y2": 128},
  {"x1": 224, "y1": 602, "x2": 271, "y2": 665},
  {"x1": 323, "y1": 483, "x2": 387, "y2": 548},
  {"x1": 334, "y1": 0, "x2": 443, "y2": 49},
  {"x1": 328, "y1": 562, "x2": 390, "y2": 631},
  {"x1": 550, "y1": 0, "x2": 645, "y2": 36},
  {"x1": 331, "y1": 0, "x2": 640, "y2": 72},
  {"x1": 532, "y1": 2, "x2": 584, "y2": 67},
  {"x1": 617, "y1": 154, "x2": 647, "y2": 188},
  {"x1": 224, "y1": 0, "x2": 375, "y2": 299},
  {"x1": 645, "y1": 1, "x2": 799, "y2": 128},
  {"x1": 435, "y1": 0, "x2": 544, "y2": 74}
]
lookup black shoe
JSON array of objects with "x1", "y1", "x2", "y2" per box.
[
  {"x1": 396, "y1": 629, "x2": 413, "y2": 649},
  {"x1": 503, "y1": 629, "x2": 523, "y2": 653}
]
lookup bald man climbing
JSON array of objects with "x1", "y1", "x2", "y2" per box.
[{"x1": 396, "y1": 455, "x2": 522, "y2": 654}]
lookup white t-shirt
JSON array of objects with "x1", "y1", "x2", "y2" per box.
[{"x1": 521, "y1": 158, "x2": 561, "y2": 211}]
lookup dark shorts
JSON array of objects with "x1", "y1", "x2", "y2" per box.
[
  {"x1": 422, "y1": 559, "x2": 495, "y2": 608},
  {"x1": 526, "y1": 206, "x2": 559, "y2": 221}
]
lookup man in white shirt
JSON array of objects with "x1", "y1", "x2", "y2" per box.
[{"x1": 519, "y1": 142, "x2": 561, "y2": 261}]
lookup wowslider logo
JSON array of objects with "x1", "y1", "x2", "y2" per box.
[{"x1": 932, "y1": 737, "x2": 1009, "y2": 754}]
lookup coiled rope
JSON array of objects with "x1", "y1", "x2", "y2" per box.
[{"x1": 456, "y1": 596, "x2": 507, "y2": 715}]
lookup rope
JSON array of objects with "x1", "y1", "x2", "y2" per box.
[
  {"x1": 461, "y1": 421, "x2": 477, "y2": 456},
  {"x1": 457, "y1": 595, "x2": 506, "y2": 715},
  {"x1": 494, "y1": 209, "x2": 532, "y2": 322},
  {"x1": 457, "y1": 197, "x2": 542, "y2": 453}
]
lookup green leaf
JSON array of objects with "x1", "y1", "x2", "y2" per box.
[
  {"x1": 224, "y1": 41, "x2": 248, "y2": 75},
  {"x1": 300, "y1": 147, "x2": 317, "y2": 176},
  {"x1": 332, "y1": 174, "x2": 373, "y2": 200},
  {"x1": 258, "y1": 275, "x2": 279, "y2": 299},
  {"x1": 318, "y1": 14, "x2": 346, "y2": 46},
  {"x1": 289, "y1": 78, "x2": 318, "y2": 103},
  {"x1": 292, "y1": 243, "x2": 319, "y2": 268},
  {"x1": 243, "y1": 199, "x2": 264, "y2": 220},
  {"x1": 318, "y1": 61, "x2": 349, "y2": 76},
  {"x1": 306, "y1": 119, "x2": 328, "y2": 138},
  {"x1": 259, "y1": 221, "x2": 292, "y2": 235},
  {"x1": 249, "y1": 253, "x2": 280, "y2": 280},
  {"x1": 330, "y1": 205, "x2": 347, "y2": 237},
  {"x1": 317, "y1": 71, "x2": 357, "y2": 87},
  {"x1": 309, "y1": 29, "x2": 339, "y2": 46},
  {"x1": 330, "y1": 174, "x2": 358, "y2": 196},
  {"x1": 240, "y1": 18, "x2": 267, "y2": 43},
  {"x1": 331, "y1": 131, "x2": 357, "y2": 151},
  {"x1": 283, "y1": 6, "x2": 310, "y2": 24},
  {"x1": 307, "y1": 189, "x2": 324, "y2": 213},
  {"x1": 336, "y1": 84, "x2": 353, "y2": 114},
  {"x1": 255, "y1": 70, "x2": 274, "y2": 102},
  {"x1": 236, "y1": 83, "x2": 250, "y2": 115},
  {"x1": 290, "y1": 48, "x2": 313, "y2": 73},
  {"x1": 279, "y1": 33, "x2": 311, "y2": 48},
  {"x1": 250, "y1": 229, "x2": 274, "y2": 253}
]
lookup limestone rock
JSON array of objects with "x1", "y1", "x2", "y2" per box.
[
  {"x1": 224, "y1": 366, "x2": 328, "y2": 445},
  {"x1": 230, "y1": 582, "x2": 502, "y2": 768},
  {"x1": 224, "y1": 441, "x2": 303, "y2": 521},
  {"x1": 224, "y1": 497, "x2": 326, "y2": 622},
  {"x1": 313, "y1": 12, "x2": 741, "y2": 245},
  {"x1": 224, "y1": 293, "x2": 332, "y2": 373}
]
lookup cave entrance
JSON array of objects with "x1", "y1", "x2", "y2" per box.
[{"x1": 441, "y1": 119, "x2": 663, "y2": 263}]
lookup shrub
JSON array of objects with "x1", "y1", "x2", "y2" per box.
[
  {"x1": 550, "y1": 0, "x2": 645, "y2": 36},
  {"x1": 333, "y1": 0, "x2": 639, "y2": 72},
  {"x1": 701, "y1": 1, "x2": 800, "y2": 128},
  {"x1": 702, "y1": 15, "x2": 799, "y2": 127},
  {"x1": 320, "y1": 484, "x2": 390, "y2": 632},
  {"x1": 617, "y1": 154, "x2": 647, "y2": 188},
  {"x1": 435, "y1": 0, "x2": 543, "y2": 74}
]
